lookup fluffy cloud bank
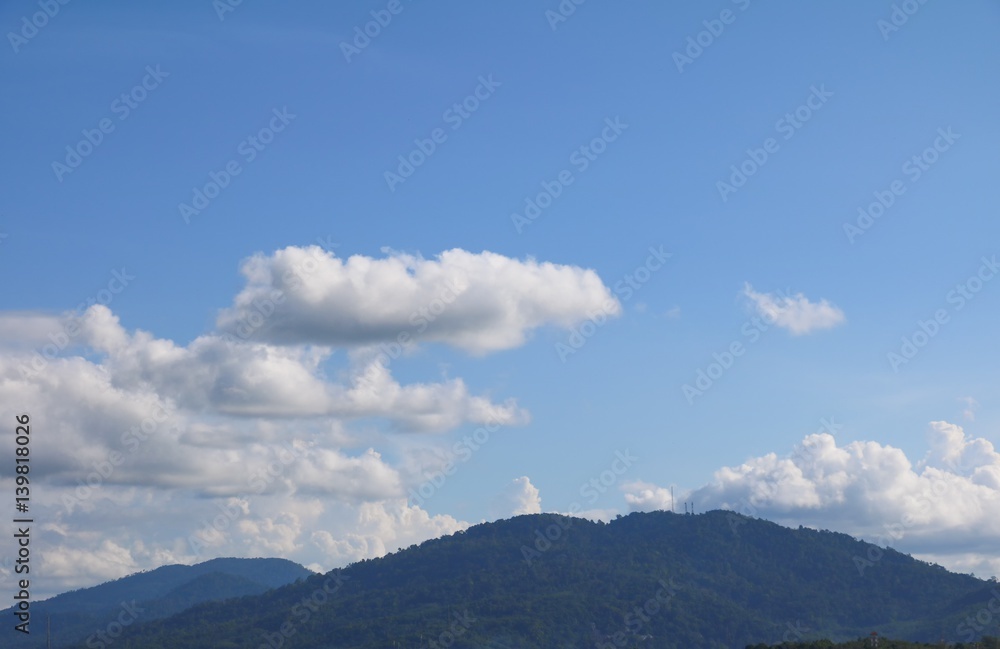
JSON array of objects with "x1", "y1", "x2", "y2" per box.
[
  {"x1": 15, "y1": 305, "x2": 526, "y2": 430},
  {"x1": 0, "y1": 315, "x2": 492, "y2": 597},
  {"x1": 3, "y1": 492, "x2": 469, "y2": 598},
  {"x1": 742, "y1": 283, "x2": 845, "y2": 335},
  {"x1": 217, "y1": 246, "x2": 621, "y2": 354},
  {"x1": 624, "y1": 421, "x2": 1000, "y2": 577},
  {"x1": 0, "y1": 245, "x2": 618, "y2": 598}
]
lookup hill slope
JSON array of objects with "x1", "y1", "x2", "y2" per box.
[
  {"x1": 72, "y1": 512, "x2": 1000, "y2": 648},
  {"x1": 4, "y1": 557, "x2": 313, "y2": 649}
]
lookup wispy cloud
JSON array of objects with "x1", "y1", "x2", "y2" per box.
[
  {"x1": 742, "y1": 283, "x2": 845, "y2": 335},
  {"x1": 959, "y1": 396, "x2": 979, "y2": 421}
]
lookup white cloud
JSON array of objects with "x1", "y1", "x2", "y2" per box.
[
  {"x1": 0, "y1": 299, "x2": 531, "y2": 598},
  {"x1": 332, "y1": 355, "x2": 528, "y2": 432},
  {"x1": 622, "y1": 480, "x2": 676, "y2": 512},
  {"x1": 308, "y1": 499, "x2": 467, "y2": 566},
  {"x1": 742, "y1": 283, "x2": 845, "y2": 335},
  {"x1": 923, "y1": 420, "x2": 1000, "y2": 489},
  {"x1": 1, "y1": 340, "x2": 510, "y2": 504},
  {"x1": 0, "y1": 244, "x2": 613, "y2": 599},
  {"x1": 491, "y1": 476, "x2": 542, "y2": 518},
  {"x1": 217, "y1": 246, "x2": 620, "y2": 354},
  {"x1": 562, "y1": 508, "x2": 618, "y2": 522},
  {"x1": 3, "y1": 491, "x2": 468, "y2": 599},
  {"x1": 0, "y1": 312, "x2": 68, "y2": 348},
  {"x1": 39, "y1": 538, "x2": 140, "y2": 592},
  {"x1": 37, "y1": 305, "x2": 528, "y2": 431},
  {"x1": 624, "y1": 421, "x2": 1000, "y2": 575},
  {"x1": 959, "y1": 396, "x2": 979, "y2": 421},
  {"x1": 0, "y1": 291, "x2": 533, "y2": 597}
]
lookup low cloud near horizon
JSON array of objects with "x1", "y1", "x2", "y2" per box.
[
  {"x1": 624, "y1": 420, "x2": 1000, "y2": 579},
  {"x1": 0, "y1": 246, "x2": 616, "y2": 597}
]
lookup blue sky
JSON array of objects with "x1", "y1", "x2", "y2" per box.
[{"x1": 2, "y1": 0, "x2": 1000, "y2": 596}]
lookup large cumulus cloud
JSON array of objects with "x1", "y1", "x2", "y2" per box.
[
  {"x1": 0, "y1": 245, "x2": 617, "y2": 598},
  {"x1": 216, "y1": 246, "x2": 621, "y2": 353},
  {"x1": 624, "y1": 422, "x2": 1000, "y2": 577}
]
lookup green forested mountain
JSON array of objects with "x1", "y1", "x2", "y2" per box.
[
  {"x1": 763, "y1": 638, "x2": 1000, "y2": 649},
  {"x1": 3, "y1": 557, "x2": 313, "y2": 649},
  {"x1": 68, "y1": 511, "x2": 999, "y2": 649}
]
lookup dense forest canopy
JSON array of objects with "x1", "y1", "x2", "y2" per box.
[{"x1": 48, "y1": 511, "x2": 1000, "y2": 649}]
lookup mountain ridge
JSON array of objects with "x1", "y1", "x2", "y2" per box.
[
  {"x1": 2, "y1": 556, "x2": 314, "y2": 649},
  {"x1": 69, "y1": 510, "x2": 999, "y2": 649}
]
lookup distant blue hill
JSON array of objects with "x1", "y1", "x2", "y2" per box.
[{"x1": 2, "y1": 556, "x2": 314, "y2": 648}]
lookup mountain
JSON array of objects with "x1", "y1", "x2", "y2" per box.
[
  {"x1": 62, "y1": 512, "x2": 1000, "y2": 648},
  {"x1": 764, "y1": 638, "x2": 1000, "y2": 649},
  {"x1": 4, "y1": 557, "x2": 313, "y2": 649}
]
